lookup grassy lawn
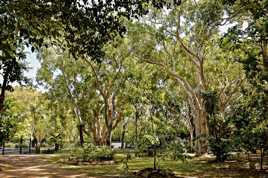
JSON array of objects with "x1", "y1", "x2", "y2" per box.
[{"x1": 47, "y1": 153, "x2": 268, "y2": 178}]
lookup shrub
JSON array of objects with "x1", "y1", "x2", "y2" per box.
[
  {"x1": 209, "y1": 137, "x2": 232, "y2": 162},
  {"x1": 209, "y1": 113, "x2": 233, "y2": 162},
  {"x1": 70, "y1": 143, "x2": 113, "y2": 162},
  {"x1": 15, "y1": 143, "x2": 28, "y2": 148},
  {"x1": 170, "y1": 141, "x2": 186, "y2": 161}
]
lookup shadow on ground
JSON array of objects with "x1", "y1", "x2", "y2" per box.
[{"x1": 0, "y1": 155, "x2": 120, "y2": 178}]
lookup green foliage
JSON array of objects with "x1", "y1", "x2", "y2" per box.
[
  {"x1": 229, "y1": 82, "x2": 268, "y2": 154},
  {"x1": 0, "y1": 114, "x2": 16, "y2": 144},
  {"x1": 1, "y1": 0, "x2": 177, "y2": 61},
  {"x1": 167, "y1": 140, "x2": 186, "y2": 161},
  {"x1": 70, "y1": 143, "x2": 113, "y2": 162},
  {"x1": 209, "y1": 114, "x2": 233, "y2": 162},
  {"x1": 209, "y1": 137, "x2": 232, "y2": 162},
  {"x1": 142, "y1": 135, "x2": 161, "y2": 148},
  {"x1": 0, "y1": 100, "x2": 18, "y2": 143},
  {"x1": 3, "y1": 0, "x2": 268, "y2": 164}
]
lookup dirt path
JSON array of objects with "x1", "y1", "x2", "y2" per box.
[{"x1": 0, "y1": 155, "x2": 91, "y2": 178}]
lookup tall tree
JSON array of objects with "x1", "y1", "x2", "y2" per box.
[
  {"x1": 127, "y1": 1, "x2": 243, "y2": 154},
  {"x1": 84, "y1": 38, "x2": 133, "y2": 146},
  {"x1": 37, "y1": 48, "x2": 92, "y2": 146}
]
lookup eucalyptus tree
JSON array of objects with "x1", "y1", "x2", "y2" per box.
[
  {"x1": 84, "y1": 38, "x2": 136, "y2": 146},
  {"x1": 127, "y1": 0, "x2": 244, "y2": 154},
  {"x1": 37, "y1": 39, "x2": 136, "y2": 146},
  {"x1": 37, "y1": 48, "x2": 94, "y2": 146}
]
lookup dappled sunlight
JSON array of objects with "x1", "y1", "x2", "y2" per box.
[
  {"x1": 0, "y1": 155, "x2": 89, "y2": 178},
  {"x1": 1, "y1": 1, "x2": 268, "y2": 178}
]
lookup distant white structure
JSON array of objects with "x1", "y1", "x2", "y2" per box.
[{"x1": 111, "y1": 142, "x2": 121, "y2": 149}]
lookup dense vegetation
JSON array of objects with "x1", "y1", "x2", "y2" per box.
[{"x1": 0, "y1": 0, "x2": 268, "y2": 177}]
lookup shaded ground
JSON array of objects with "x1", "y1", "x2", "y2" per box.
[
  {"x1": 1, "y1": 154, "x2": 268, "y2": 178},
  {"x1": 0, "y1": 155, "x2": 90, "y2": 178}
]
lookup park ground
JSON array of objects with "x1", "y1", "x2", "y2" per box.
[{"x1": 0, "y1": 154, "x2": 268, "y2": 178}]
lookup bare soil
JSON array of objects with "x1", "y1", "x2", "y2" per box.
[{"x1": 0, "y1": 154, "x2": 90, "y2": 178}]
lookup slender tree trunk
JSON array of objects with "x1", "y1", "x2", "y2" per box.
[
  {"x1": 0, "y1": 70, "x2": 9, "y2": 112},
  {"x1": 0, "y1": 96, "x2": 4, "y2": 112},
  {"x1": 29, "y1": 137, "x2": 32, "y2": 154},
  {"x1": 262, "y1": 40, "x2": 268, "y2": 69},
  {"x1": 189, "y1": 131, "x2": 194, "y2": 152},
  {"x1": 121, "y1": 120, "x2": 127, "y2": 149},
  {"x1": 19, "y1": 136, "x2": 23, "y2": 154},
  {"x1": 260, "y1": 148, "x2": 264, "y2": 170},
  {"x1": 78, "y1": 124, "x2": 84, "y2": 146},
  {"x1": 61, "y1": 66, "x2": 85, "y2": 147},
  {"x1": 153, "y1": 147, "x2": 157, "y2": 170},
  {"x1": 2, "y1": 141, "x2": 5, "y2": 155},
  {"x1": 135, "y1": 110, "x2": 139, "y2": 156}
]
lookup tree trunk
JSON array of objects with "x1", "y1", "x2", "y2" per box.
[
  {"x1": 29, "y1": 137, "x2": 32, "y2": 153},
  {"x1": 19, "y1": 136, "x2": 23, "y2": 154},
  {"x1": 55, "y1": 143, "x2": 59, "y2": 152},
  {"x1": 78, "y1": 124, "x2": 84, "y2": 146},
  {"x1": 35, "y1": 142, "x2": 41, "y2": 154},
  {"x1": 199, "y1": 109, "x2": 209, "y2": 154},
  {"x1": 189, "y1": 131, "x2": 194, "y2": 152},
  {"x1": 0, "y1": 69, "x2": 9, "y2": 112},
  {"x1": 260, "y1": 148, "x2": 264, "y2": 170},
  {"x1": 153, "y1": 148, "x2": 157, "y2": 170},
  {"x1": 2, "y1": 141, "x2": 5, "y2": 155},
  {"x1": 193, "y1": 100, "x2": 209, "y2": 155},
  {"x1": 135, "y1": 110, "x2": 139, "y2": 144},
  {"x1": 262, "y1": 40, "x2": 268, "y2": 69},
  {"x1": 106, "y1": 127, "x2": 112, "y2": 146},
  {"x1": 0, "y1": 96, "x2": 4, "y2": 112},
  {"x1": 121, "y1": 120, "x2": 127, "y2": 149}
]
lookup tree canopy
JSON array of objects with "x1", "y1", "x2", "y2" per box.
[{"x1": 1, "y1": 1, "x2": 268, "y2": 175}]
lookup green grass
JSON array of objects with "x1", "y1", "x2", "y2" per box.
[{"x1": 48, "y1": 153, "x2": 268, "y2": 178}]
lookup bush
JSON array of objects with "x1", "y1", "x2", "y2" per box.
[
  {"x1": 70, "y1": 143, "x2": 113, "y2": 162},
  {"x1": 5, "y1": 142, "x2": 16, "y2": 147},
  {"x1": 209, "y1": 137, "x2": 231, "y2": 162},
  {"x1": 15, "y1": 143, "x2": 28, "y2": 148},
  {"x1": 165, "y1": 141, "x2": 186, "y2": 161},
  {"x1": 209, "y1": 113, "x2": 233, "y2": 162}
]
